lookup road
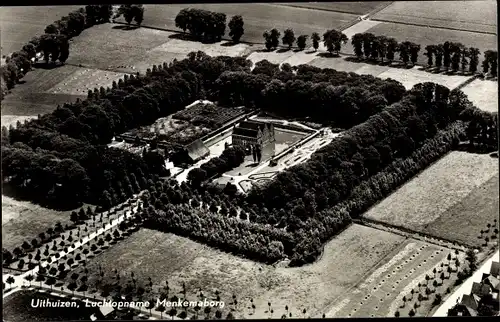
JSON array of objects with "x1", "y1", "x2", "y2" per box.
[
  {"x1": 432, "y1": 250, "x2": 499, "y2": 317},
  {"x1": 3, "y1": 195, "x2": 142, "y2": 300}
]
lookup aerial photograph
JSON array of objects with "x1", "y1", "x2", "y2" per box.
[{"x1": 1, "y1": 1, "x2": 498, "y2": 320}]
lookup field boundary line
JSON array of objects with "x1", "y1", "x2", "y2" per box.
[
  {"x1": 369, "y1": 18, "x2": 497, "y2": 36},
  {"x1": 354, "y1": 217, "x2": 470, "y2": 251},
  {"x1": 365, "y1": 2, "x2": 395, "y2": 19},
  {"x1": 63, "y1": 62, "x2": 136, "y2": 75},
  {"x1": 274, "y1": 3, "x2": 369, "y2": 16}
]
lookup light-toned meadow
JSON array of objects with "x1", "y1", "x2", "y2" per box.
[{"x1": 364, "y1": 151, "x2": 499, "y2": 245}]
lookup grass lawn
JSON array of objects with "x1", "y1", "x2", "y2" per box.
[
  {"x1": 0, "y1": 6, "x2": 82, "y2": 54},
  {"x1": 363, "y1": 151, "x2": 499, "y2": 245},
  {"x1": 2, "y1": 290, "x2": 97, "y2": 322},
  {"x1": 132, "y1": 4, "x2": 359, "y2": 44},
  {"x1": 461, "y1": 79, "x2": 499, "y2": 113},
  {"x1": 371, "y1": 1, "x2": 497, "y2": 34},
  {"x1": 1, "y1": 195, "x2": 73, "y2": 251},
  {"x1": 329, "y1": 239, "x2": 460, "y2": 317},
  {"x1": 69, "y1": 224, "x2": 405, "y2": 319},
  {"x1": 358, "y1": 22, "x2": 497, "y2": 66},
  {"x1": 278, "y1": 2, "x2": 391, "y2": 15}
]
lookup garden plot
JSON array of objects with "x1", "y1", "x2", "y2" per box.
[
  {"x1": 363, "y1": 151, "x2": 499, "y2": 245},
  {"x1": 461, "y1": 79, "x2": 499, "y2": 113},
  {"x1": 47, "y1": 68, "x2": 127, "y2": 96},
  {"x1": 65, "y1": 224, "x2": 405, "y2": 319},
  {"x1": 328, "y1": 239, "x2": 457, "y2": 318}
]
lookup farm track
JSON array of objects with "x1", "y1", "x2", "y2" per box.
[{"x1": 352, "y1": 218, "x2": 469, "y2": 252}]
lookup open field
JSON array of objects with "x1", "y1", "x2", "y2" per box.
[
  {"x1": 66, "y1": 23, "x2": 176, "y2": 72},
  {"x1": 0, "y1": 6, "x2": 82, "y2": 55},
  {"x1": 131, "y1": 4, "x2": 359, "y2": 44},
  {"x1": 371, "y1": 1, "x2": 497, "y2": 34},
  {"x1": 423, "y1": 174, "x2": 499, "y2": 247},
  {"x1": 279, "y1": 2, "x2": 391, "y2": 15},
  {"x1": 461, "y1": 79, "x2": 499, "y2": 113},
  {"x1": 357, "y1": 22, "x2": 498, "y2": 66},
  {"x1": 363, "y1": 151, "x2": 499, "y2": 246},
  {"x1": 64, "y1": 224, "x2": 407, "y2": 319},
  {"x1": 2, "y1": 290, "x2": 97, "y2": 322},
  {"x1": 47, "y1": 68, "x2": 127, "y2": 96},
  {"x1": 328, "y1": 239, "x2": 459, "y2": 317},
  {"x1": 1, "y1": 195, "x2": 73, "y2": 251}
]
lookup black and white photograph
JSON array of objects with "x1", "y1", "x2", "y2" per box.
[{"x1": 1, "y1": 1, "x2": 498, "y2": 320}]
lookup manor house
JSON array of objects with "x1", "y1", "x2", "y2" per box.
[{"x1": 232, "y1": 120, "x2": 275, "y2": 149}]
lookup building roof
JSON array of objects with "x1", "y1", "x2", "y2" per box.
[
  {"x1": 233, "y1": 127, "x2": 258, "y2": 138},
  {"x1": 233, "y1": 120, "x2": 273, "y2": 139},
  {"x1": 471, "y1": 282, "x2": 491, "y2": 297},
  {"x1": 461, "y1": 294, "x2": 479, "y2": 311},
  {"x1": 491, "y1": 261, "x2": 500, "y2": 277},
  {"x1": 186, "y1": 139, "x2": 209, "y2": 161},
  {"x1": 484, "y1": 275, "x2": 500, "y2": 291}
]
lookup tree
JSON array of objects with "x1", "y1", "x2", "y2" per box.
[
  {"x1": 282, "y1": 29, "x2": 296, "y2": 48},
  {"x1": 424, "y1": 45, "x2": 435, "y2": 66},
  {"x1": 323, "y1": 29, "x2": 348, "y2": 55},
  {"x1": 25, "y1": 274, "x2": 34, "y2": 286},
  {"x1": 468, "y1": 47, "x2": 480, "y2": 73},
  {"x1": 460, "y1": 47, "x2": 469, "y2": 72},
  {"x1": 386, "y1": 37, "x2": 398, "y2": 62},
  {"x1": 228, "y1": 15, "x2": 244, "y2": 43},
  {"x1": 263, "y1": 31, "x2": 273, "y2": 51},
  {"x1": 395, "y1": 311, "x2": 400, "y2": 318},
  {"x1": 311, "y1": 32, "x2": 320, "y2": 51},
  {"x1": 351, "y1": 33, "x2": 364, "y2": 58},
  {"x1": 133, "y1": 5, "x2": 144, "y2": 26},
  {"x1": 6, "y1": 276, "x2": 15, "y2": 289},
  {"x1": 297, "y1": 35, "x2": 308, "y2": 51},
  {"x1": 409, "y1": 43, "x2": 421, "y2": 65},
  {"x1": 68, "y1": 281, "x2": 77, "y2": 296},
  {"x1": 70, "y1": 211, "x2": 79, "y2": 224}
]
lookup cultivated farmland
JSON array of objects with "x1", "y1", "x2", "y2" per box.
[
  {"x1": 328, "y1": 240, "x2": 459, "y2": 318},
  {"x1": 363, "y1": 151, "x2": 499, "y2": 246},
  {"x1": 0, "y1": 6, "x2": 81, "y2": 54},
  {"x1": 125, "y1": 4, "x2": 359, "y2": 44},
  {"x1": 64, "y1": 224, "x2": 406, "y2": 319},
  {"x1": 371, "y1": 1, "x2": 497, "y2": 34}
]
